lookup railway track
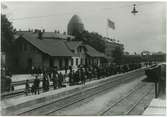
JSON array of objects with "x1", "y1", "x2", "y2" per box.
[
  {"x1": 99, "y1": 83, "x2": 154, "y2": 115},
  {"x1": 10, "y1": 70, "x2": 144, "y2": 116}
]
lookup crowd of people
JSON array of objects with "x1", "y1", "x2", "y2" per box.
[
  {"x1": 24, "y1": 63, "x2": 142, "y2": 96},
  {"x1": 1, "y1": 62, "x2": 144, "y2": 95}
]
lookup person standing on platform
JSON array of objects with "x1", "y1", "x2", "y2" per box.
[
  {"x1": 69, "y1": 70, "x2": 73, "y2": 86},
  {"x1": 6, "y1": 75, "x2": 12, "y2": 92},
  {"x1": 78, "y1": 69, "x2": 81, "y2": 84},
  {"x1": 53, "y1": 67, "x2": 58, "y2": 89},
  {"x1": 34, "y1": 76, "x2": 40, "y2": 95},
  {"x1": 25, "y1": 79, "x2": 30, "y2": 96},
  {"x1": 58, "y1": 72, "x2": 64, "y2": 88},
  {"x1": 97, "y1": 66, "x2": 101, "y2": 79},
  {"x1": 45, "y1": 75, "x2": 50, "y2": 91},
  {"x1": 42, "y1": 72, "x2": 47, "y2": 92},
  {"x1": 85, "y1": 67, "x2": 89, "y2": 81},
  {"x1": 47, "y1": 67, "x2": 52, "y2": 81},
  {"x1": 81, "y1": 68, "x2": 86, "y2": 85},
  {"x1": 75, "y1": 70, "x2": 79, "y2": 84}
]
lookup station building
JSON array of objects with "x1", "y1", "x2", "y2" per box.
[{"x1": 14, "y1": 30, "x2": 105, "y2": 73}]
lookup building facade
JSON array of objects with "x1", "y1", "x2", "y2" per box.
[
  {"x1": 13, "y1": 31, "x2": 104, "y2": 73},
  {"x1": 104, "y1": 38, "x2": 124, "y2": 63}
]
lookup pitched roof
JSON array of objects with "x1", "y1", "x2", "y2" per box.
[
  {"x1": 17, "y1": 31, "x2": 76, "y2": 57},
  {"x1": 65, "y1": 41, "x2": 82, "y2": 50},
  {"x1": 65, "y1": 41, "x2": 105, "y2": 57},
  {"x1": 84, "y1": 45, "x2": 105, "y2": 57},
  {"x1": 16, "y1": 31, "x2": 105, "y2": 58}
]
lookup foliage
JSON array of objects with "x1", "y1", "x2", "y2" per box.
[
  {"x1": 74, "y1": 30, "x2": 105, "y2": 53},
  {"x1": 1, "y1": 14, "x2": 14, "y2": 52}
]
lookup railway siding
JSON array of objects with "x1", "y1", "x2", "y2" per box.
[{"x1": 100, "y1": 83, "x2": 154, "y2": 115}]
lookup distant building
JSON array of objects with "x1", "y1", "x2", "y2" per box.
[
  {"x1": 67, "y1": 15, "x2": 85, "y2": 36},
  {"x1": 104, "y1": 38, "x2": 124, "y2": 62},
  {"x1": 141, "y1": 50, "x2": 151, "y2": 56},
  {"x1": 141, "y1": 51, "x2": 166, "y2": 62},
  {"x1": 152, "y1": 51, "x2": 166, "y2": 55},
  {"x1": 13, "y1": 30, "x2": 104, "y2": 73}
]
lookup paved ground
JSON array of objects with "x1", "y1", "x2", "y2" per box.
[
  {"x1": 143, "y1": 98, "x2": 166, "y2": 115},
  {"x1": 143, "y1": 93, "x2": 166, "y2": 116}
]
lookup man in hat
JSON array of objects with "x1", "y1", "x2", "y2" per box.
[
  {"x1": 34, "y1": 75, "x2": 40, "y2": 95},
  {"x1": 6, "y1": 75, "x2": 12, "y2": 92},
  {"x1": 53, "y1": 66, "x2": 58, "y2": 89},
  {"x1": 25, "y1": 79, "x2": 30, "y2": 96}
]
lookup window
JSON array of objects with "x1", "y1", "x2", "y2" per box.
[{"x1": 76, "y1": 58, "x2": 78, "y2": 66}]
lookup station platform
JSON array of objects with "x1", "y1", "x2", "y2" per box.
[
  {"x1": 143, "y1": 94, "x2": 166, "y2": 115},
  {"x1": 2, "y1": 72, "x2": 124, "y2": 113},
  {"x1": 1, "y1": 68, "x2": 144, "y2": 115}
]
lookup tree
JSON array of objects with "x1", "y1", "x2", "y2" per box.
[
  {"x1": 1, "y1": 14, "x2": 16, "y2": 73},
  {"x1": 112, "y1": 46, "x2": 123, "y2": 64},
  {"x1": 1, "y1": 14, "x2": 14, "y2": 52},
  {"x1": 74, "y1": 30, "x2": 105, "y2": 53}
]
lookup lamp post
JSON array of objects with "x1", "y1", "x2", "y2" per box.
[{"x1": 131, "y1": 4, "x2": 138, "y2": 15}]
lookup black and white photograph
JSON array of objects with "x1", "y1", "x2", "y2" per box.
[{"x1": 1, "y1": 1, "x2": 166, "y2": 116}]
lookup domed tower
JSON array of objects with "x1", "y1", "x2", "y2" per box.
[{"x1": 67, "y1": 15, "x2": 85, "y2": 36}]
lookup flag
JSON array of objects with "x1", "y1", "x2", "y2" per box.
[{"x1": 107, "y1": 19, "x2": 115, "y2": 30}]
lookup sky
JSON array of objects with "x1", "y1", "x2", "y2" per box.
[{"x1": 2, "y1": 2, "x2": 166, "y2": 54}]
